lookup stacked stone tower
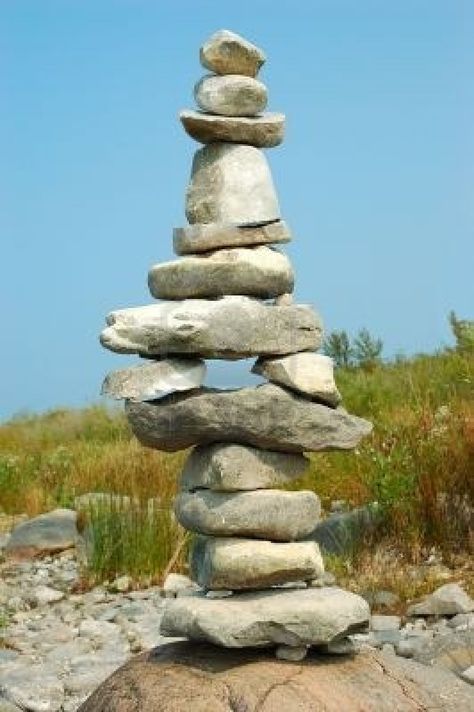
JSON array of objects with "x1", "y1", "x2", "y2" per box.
[{"x1": 100, "y1": 29, "x2": 372, "y2": 659}]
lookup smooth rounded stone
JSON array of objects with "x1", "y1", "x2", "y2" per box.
[
  {"x1": 175, "y1": 490, "x2": 320, "y2": 541},
  {"x1": 185, "y1": 144, "x2": 280, "y2": 226},
  {"x1": 180, "y1": 443, "x2": 309, "y2": 492},
  {"x1": 200, "y1": 29, "x2": 265, "y2": 78},
  {"x1": 101, "y1": 297, "x2": 321, "y2": 360},
  {"x1": 101, "y1": 358, "x2": 206, "y2": 402},
  {"x1": 180, "y1": 111, "x2": 285, "y2": 149},
  {"x1": 253, "y1": 353, "x2": 342, "y2": 406},
  {"x1": 275, "y1": 644, "x2": 308, "y2": 661},
  {"x1": 190, "y1": 537, "x2": 324, "y2": 590},
  {"x1": 160, "y1": 587, "x2": 369, "y2": 648},
  {"x1": 6, "y1": 509, "x2": 78, "y2": 560},
  {"x1": 194, "y1": 74, "x2": 267, "y2": 116},
  {"x1": 148, "y1": 246, "x2": 293, "y2": 300},
  {"x1": 126, "y1": 383, "x2": 372, "y2": 454},
  {"x1": 407, "y1": 583, "x2": 474, "y2": 617},
  {"x1": 173, "y1": 220, "x2": 291, "y2": 255}
]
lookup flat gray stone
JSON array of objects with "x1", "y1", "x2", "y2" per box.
[
  {"x1": 194, "y1": 74, "x2": 267, "y2": 116},
  {"x1": 253, "y1": 353, "x2": 341, "y2": 406},
  {"x1": 180, "y1": 443, "x2": 309, "y2": 492},
  {"x1": 200, "y1": 29, "x2": 265, "y2": 78},
  {"x1": 148, "y1": 246, "x2": 293, "y2": 300},
  {"x1": 173, "y1": 220, "x2": 291, "y2": 255},
  {"x1": 180, "y1": 110, "x2": 285, "y2": 149},
  {"x1": 101, "y1": 358, "x2": 206, "y2": 401},
  {"x1": 126, "y1": 383, "x2": 372, "y2": 453},
  {"x1": 175, "y1": 489, "x2": 320, "y2": 541},
  {"x1": 160, "y1": 587, "x2": 370, "y2": 648},
  {"x1": 101, "y1": 297, "x2": 321, "y2": 359},
  {"x1": 407, "y1": 583, "x2": 474, "y2": 617},
  {"x1": 190, "y1": 537, "x2": 324, "y2": 590},
  {"x1": 185, "y1": 144, "x2": 280, "y2": 226},
  {"x1": 6, "y1": 509, "x2": 78, "y2": 559}
]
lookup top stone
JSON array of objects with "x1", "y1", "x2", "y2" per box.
[{"x1": 200, "y1": 29, "x2": 266, "y2": 78}]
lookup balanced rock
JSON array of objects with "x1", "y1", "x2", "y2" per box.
[
  {"x1": 173, "y1": 220, "x2": 291, "y2": 255},
  {"x1": 175, "y1": 489, "x2": 321, "y2": 541},
  {"x1": 100, "y1": 297, "x2": 321, "y2": 359},
  {"x1": 161, "y1": 587, "x2": 369, "y2": 648},
  {"x1": 101, "y1": 358, "x2": 206, "y2": 401},
  {"x1": 253, "y1": 352, "x2": 341, "y2": 406},
  {"x1": 126, "y1": 383, "x2": 372, "y2": 453},
  {"x1": 185, "y1": 144, "x2": 280, "y2": 225},
  {"x1": 194, "y1": 74, "x2": 267, "y2": 116},
  {"x1": 148, "y1": 246, "x2": 293, "y2": 300},
  {"x1": 180, "y1": 111, "x2": 285, "y2": 148},
  {"x1": 191, "y1": 537, "x2": 324, "y2": 590},
  {"x1": 200, "y1": 29, "x2": 265, "y2": 78},
  {"x1": 180, "y1": 443, "x2": 309, "y2": 492}
]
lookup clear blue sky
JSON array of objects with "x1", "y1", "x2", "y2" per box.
[{"x1": 1, "y1": 1, "x2": 473, "y2": 420}]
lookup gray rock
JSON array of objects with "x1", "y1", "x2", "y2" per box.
[
  {"x1": 180, "y1": 443, "x2": 309, "y2": 492},
  {"x1": 194, "y1": 74, "x2": 267, "y2": 116},
  {"x1": 148, "y1": 246, "x2": 293, "y2": 300},
  {"x1": 160, "y1": 587, "x2": 370, "y2": 648},
  {"x1": 448, "y1": 613, "x2": 474, "y2": 630},
  {"x1": 126, "y1": 383, "x2": 372, "y2": 453},
  {"x1": 185, "y1": 144, "x2": 280, "y2": 226},
  {"x1": 200, "y1": 29, "x2": 265, "y2": 78},
  {"x1": 253, "y1": 353, "x2": 341, "y2": 406},
  {"x1": 101, "y1": 358, "x2": 206, "y2": 401},
  {"x1": 461, "y1": 665, "x2": 474, "y2": 684},
  {"x1": 275, "y1": 292, "x2": 293, "y2": 306},
  {"x1": 407, "y1": 583, "x2": 474, "y2": 617},
  {"x1": 1, "y1": 668, "x2": 64, "y2": 712},
  {"x1": 306, "y1": 504, "x2": 381, "y2": 555},
  {"x1": 162, "y1": 574, "x2": 201, "y2": 598},
  {"x1": 180, "y1": 111, "x2": 285, "y2": 149},
  {"x1": 101, "y1": 297, "x2": 322, "y2": 360},
  {"x1": 190, "y1": 537, "x2": 324, "y2": 590},
  {"x1": 370, "y1": 615, "x2": 401, "y2": 632},
  {"x1": 173, "y1": 220, "x2": 291, "y2": 255},
  {"x1": 28, "y1": 585, "x2": 65, "y2": 607},
  {"x1": 275, "y1": 644, "x2": 308, "y2": 661},
  {"x1": 6, "y1": 509, "x2": 78, "y2": 559},
  {"x1": 175, "y1": 489, "x2": 320, "y2": 541}
]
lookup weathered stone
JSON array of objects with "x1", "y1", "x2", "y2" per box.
[
  {"x1": 175, "y1": 490, "x2": 320, "y2": 541},
  {"x1": 160, "y1": 587, "x2": 369, "y2": 648},
  {"x1": 180, "y1": 110, "x2": 284, "y2": 148},
  {"x1": 180, "y1": 443, "x2": 309, "y2": 492},
  {"x1": 148, "y1": 246, "x2": 293, "y2": 300},
  {"x1": 101, "y1": 358, "x2": 206, "y2": 401},
  {"x1": 28, "y1": 585, "x2": 65, "y2": 607},
  {"x1": 190, "y1": 537, "x2": 324, "y2": 590},
  {"x1": 185, "y1": 144, "x2": 280, "y2": 226},
  {"x1": 253, "y1": 353, "x2": 341, "y2": 406},
  {"x1": 275, "y1": 644, "x2": 308, "y2": 661},
  {"x1": 194, "y1": 74, "x2": 267, "y2": 116},
  {"x1": 162, "y1": 573, "x2": 201, "y2": 599},
  {"x1": 101, "y1": 297, "x2": 321, "y2": 359},
  {"x1": 200, "y1": 29, "x2": 265, "y2": 78},
  {"x1": 126, "y1": 383, "x2": 372, "y2": 453},
  {"x1": 407, "y1": 583, "x2": 474, "y2": 617},
  {"x1": 173, "y1": 220, "x2": 291, "y2": 255},
  {"x1": 6, "y1": 509, "x2": 78, "y2": 559}
]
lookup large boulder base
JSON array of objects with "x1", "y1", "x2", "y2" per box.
[
  {"x1": 6, "y1": 509, "x2": 78, "y2": 559},
  {"x1": 185, "y1": 144, "x2": 280, "y2": 226},
  {"x1": 101, "y1": 358, "x2": 206, "y2": 401},
  {"x1": 148, "y1": 246, "x2": 293, "y2": 300},
  {"x1": 175, "y1": 489, "x2": 321, "y2": 541},
  {"x1": 194, "y1": 74, "x2": 267, "y2": 116},
  {"x1": 126, "y1": 383, "x2": 372, "y2": 453},
  {"x1": 180, "y1": 110, "x2": 285, "y2": 148},
  {"x1": 173, "y1": 220, "x2": 291, "y2": 255},
  {"x1": 200, "y1": 29, "x2": 266, "y2": 78},
  {"x1": 100, "y1": 297, "x2": 321, "y2": 360}
]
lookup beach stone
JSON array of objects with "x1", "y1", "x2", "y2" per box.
[
  {"x1": 407, "y1": 583, "x2": 474, "y2": 617},
  {"x1": 126, "y1": 383, "x2": 372, "y2": 453},
  {"x1": 200, "y1": 29, "x2": 265, "y2": 78},
  {"x1": 175, "y1": 489, "x2": 320, "y2": 541},
  {"x1": 194, "y1": 74, "x2": 267, "y2": 116},
  {"x1": 160, "y1": 587, "x2": 369, "y2": 648},
  {"x1": 253, "y1": 352, "x2": 341, "y2": 406},
  {"x1": 190, "y1": 537, "x2": 324, "y2": 590},
  {"x1": 101, "y1": 358, "x2": 206, "y2": 401},
  {"x1": 185, "y1": 144, "x2": 280, "y2": 226},
  {"x1": 173, "y1": 220, "x2": 291, "y2": 255},
  {"x1": 101, "y1": 297, "x2": 321, "y2": 359},
  {"x1": 6, "y1": 509, "x2": 78, "y2": 560},
  {"x1": 180, "y1": 443, "x2": 309, "y2": 492},
  {"x1": 180, "y1": 110, "x2": 285, "y2": 149},
  {"x1": 148, "y1": 246, "x2": 293, "y2": 300}
]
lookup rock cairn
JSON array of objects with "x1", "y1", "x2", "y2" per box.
[{"x1": 100, "y1": 29, "x2": 373, "y2": 660}]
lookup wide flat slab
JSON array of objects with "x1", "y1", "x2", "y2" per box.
[
  {"x1": 180, "y1": 110, "x2": 285, "y2": 148},
  {"x1": 173, "y1": 220, "x2": 291, "y2": 255}
]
